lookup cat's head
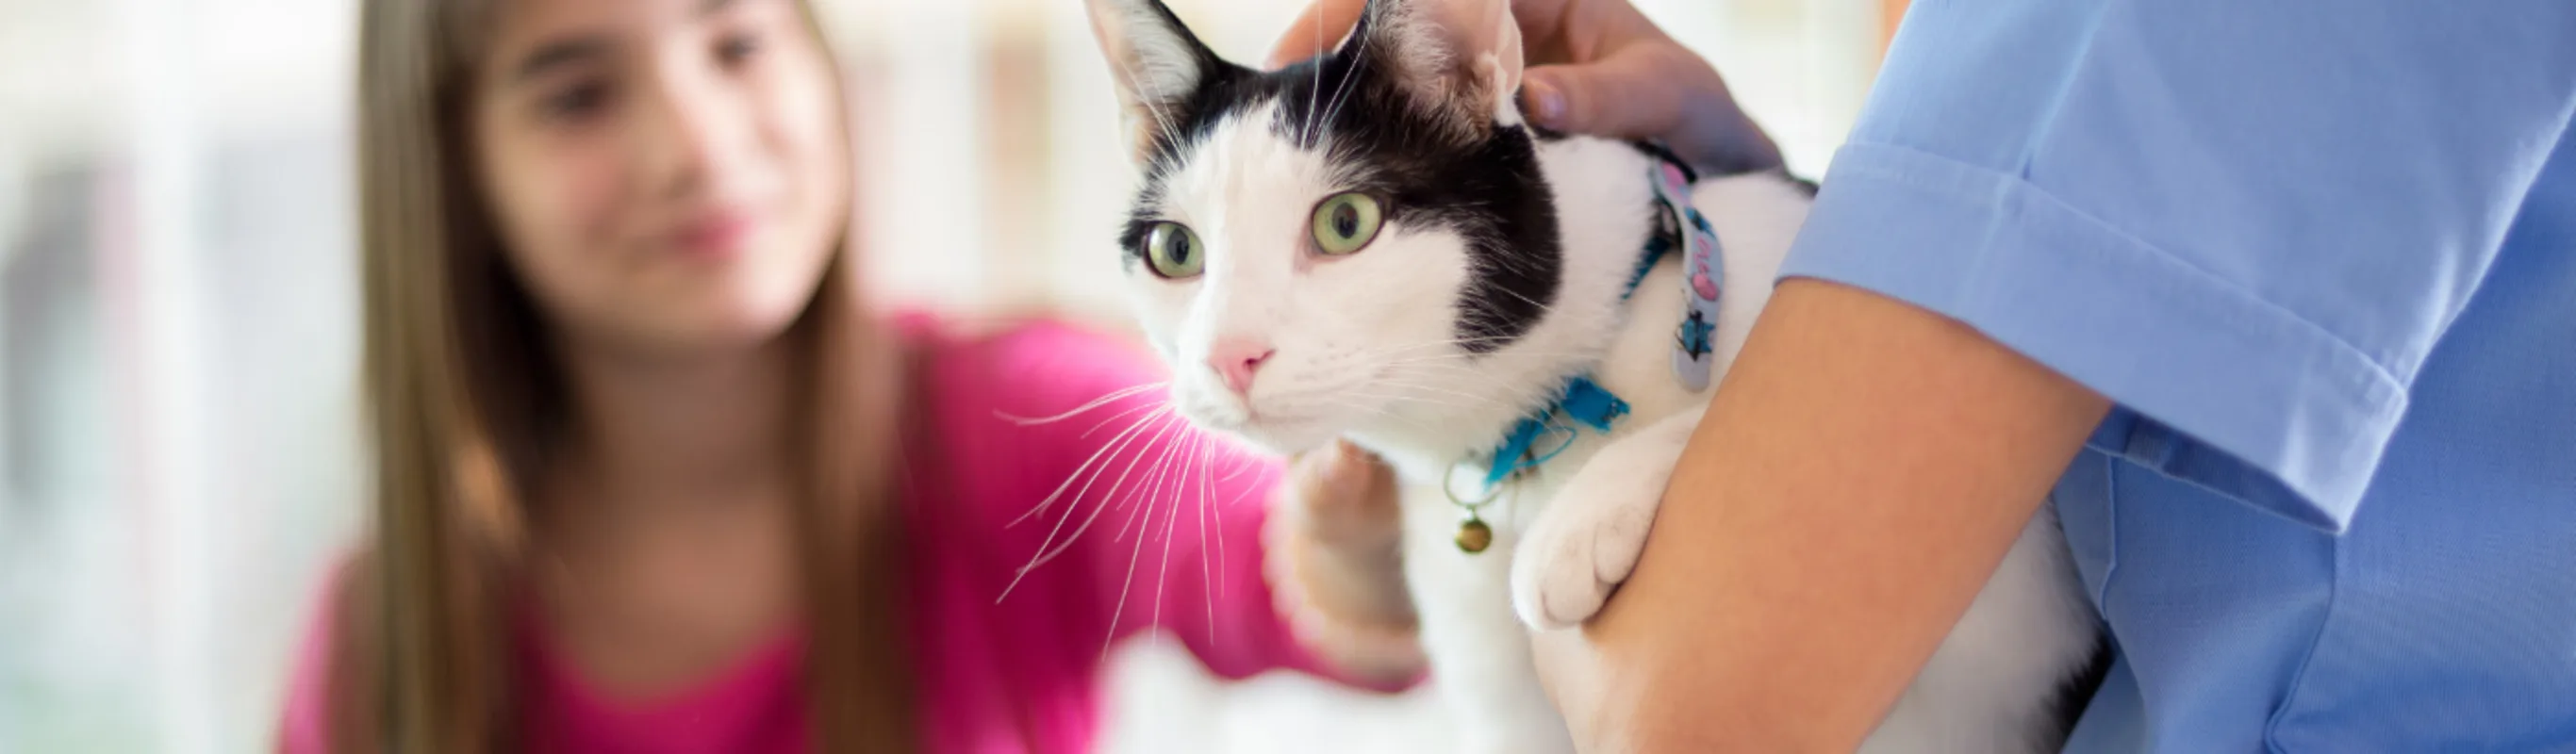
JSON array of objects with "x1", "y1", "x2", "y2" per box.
[{"x1": 1085, "y1": 0, "x2": 1566, "y2": 455}]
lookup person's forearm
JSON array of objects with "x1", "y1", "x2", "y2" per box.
[{"x1": 1536, "y1": 279, "x2": 2108, "y2": 751}]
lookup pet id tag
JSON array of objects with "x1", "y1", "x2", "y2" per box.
[{"x1": 1648, "y1": 161, "x2": 1723, "y2": 392}]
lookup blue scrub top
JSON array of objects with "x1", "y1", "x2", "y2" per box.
[{"x1": 1776, "y1": 1, "x2": 2576, "y2": 749}]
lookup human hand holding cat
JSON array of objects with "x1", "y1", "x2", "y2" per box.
[{"x1": 1265, "y1": 0, "x2": 1783, "y2": 174}]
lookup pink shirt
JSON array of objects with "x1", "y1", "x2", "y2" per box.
[{"x1": 279, "y1": 317, "x2": 1395, "y2": 753}]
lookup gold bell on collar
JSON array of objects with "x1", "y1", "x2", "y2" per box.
[{"x1": 1455, "y1": 516, "x2": 1494, "y2": 553}]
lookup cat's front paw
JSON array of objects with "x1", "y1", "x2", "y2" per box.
[{"x1": 1509, "y1": 412, "x2": 1699, "y2": 631}]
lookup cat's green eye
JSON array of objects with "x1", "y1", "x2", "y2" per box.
[
  {"x1": 1143, "y1": 221, "x2": 1204, "y2": 279},
  {"x1": 1311, "y1": 192, "x2": 1383, "y2": 255}
]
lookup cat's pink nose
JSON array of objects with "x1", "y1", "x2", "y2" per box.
[{"x1": 1208, "y1": 341, "x2": 1275, "y2": 397}]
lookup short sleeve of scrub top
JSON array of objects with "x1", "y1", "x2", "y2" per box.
[{"x1": 1775, "y1": 0, "x2": 2576, "y2": 750}]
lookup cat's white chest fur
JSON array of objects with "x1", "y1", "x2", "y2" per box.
[
  {"x1": 1362, "y1": 168, "x2": 2097, "y2": 754},
  {"x1": 1358, "y1": 171, "x2": 1812, "y2": 753}
]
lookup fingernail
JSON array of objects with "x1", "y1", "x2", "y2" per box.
[{"x1": 1525, "y1": 78, "x2": 1567, "y2": 126}]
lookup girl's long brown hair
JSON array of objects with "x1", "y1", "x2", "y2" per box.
[{"x1": 339, "y1": 0, "x2": 915, "y2": 750}]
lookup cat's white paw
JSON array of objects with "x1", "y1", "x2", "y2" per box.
[{"x1": 1510, "y1": 412, "x2": 1698, "y2": 631}]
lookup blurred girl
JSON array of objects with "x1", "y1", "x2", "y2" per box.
[{"x1": 279, "y1": 0, "x2": 1420, "y2": 751}]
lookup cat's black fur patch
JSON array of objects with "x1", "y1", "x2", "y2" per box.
[
  {"x1": 1115, "y1": 1, "x2": 1561, "y2": 353},
  {"x1": 2045, "y1": 632, "x2": 2117, "y2": 746},
  {"x1": 1779, "y1": 169, "x2": 1821, "y2": 197},
  {"x1": 1111, "y1": 1, "x2": 1258, "y2": 274}
]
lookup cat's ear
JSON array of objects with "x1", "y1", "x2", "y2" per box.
[
  {"x1": 1347, "y1": 0, "x2": 1526, "y2": 139},
  {"x1": 1083, "y1": 0, "x2": 1224, "y2": 162}
]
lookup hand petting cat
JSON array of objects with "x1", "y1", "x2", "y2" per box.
[{"x1": 1265, "y1": 0, "x2": 1784, "y2": 175}]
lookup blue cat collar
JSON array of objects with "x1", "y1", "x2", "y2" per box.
[
  {"x1": 1450, "y1": 147, "x2": 1722, "y2": 512},
  {"x1": 1479, "y1": 376, "x2": 1630, "y2": 491}
]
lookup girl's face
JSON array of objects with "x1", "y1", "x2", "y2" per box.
[{"x1": 472, "y1": 0, "x2": 848, "y2": 358}]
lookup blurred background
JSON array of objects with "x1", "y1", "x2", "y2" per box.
[{"x1": 0, "y1": 0, "x2": 1896, "y2": 750}]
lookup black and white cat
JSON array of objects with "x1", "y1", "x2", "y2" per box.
[{"x1": 1082, "y1": 0, "x2": 2104, "y2": 751}]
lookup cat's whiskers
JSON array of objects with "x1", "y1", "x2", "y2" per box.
[
  {"x1": 1010, "y1": 400, "x2": 1168, "y2": 529},
  {"x1": 1488, "y1": 286, "x2": 1560, "y2": 319},
  {"x1": 1300, "y1": 5, "x2": 1324, "y2": 145},
  {"x1": 1017, "y1": 412, "x2": 1168, "y2": 546},
  {"x1": 1080, "y1": 399, "x2": 1169, "y2": 440},
  {"x1": 1315, "y1": 18, "x2": 1372, "y2": 145},
  {"x1": 1122, "y1": 414, "x2": 1196, "y2": 548},
  {"x1": 1002, "y1": 406, "x2": 1180, "y2": 602},
  {"x1": 1147, "y1": 429, "x2": 1194, "y2": 659},
  {"x1": 998, "y1": 381, "x2": 1168, "y2": 426},
  {"x1": 1191, "y1": 430, "x2": 1222, "y2": 639},
  {"x1": 1100, "y1": 35, "x2": 1187, "y2": 158},
  {"x1": 1112, "y1": 418, "x2": 1187, "y2": 544},
  {"x1": 1100, "y1": 414, "x2": 1193, "y2": 659}
]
